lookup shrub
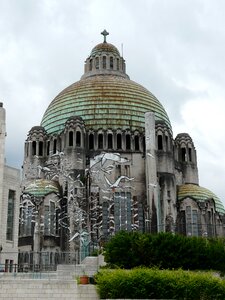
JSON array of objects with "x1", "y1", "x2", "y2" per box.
[
  {"x1": 95, "y1": 268, "x2": 225, "y2": 299},
  {"x1": 104, "y1": 231, "x2": 225, "y2": 272}
]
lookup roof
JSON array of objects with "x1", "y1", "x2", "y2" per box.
[
  {"x1": 178, "y1": 184, "x2": 225, "y2": 214},
  {"x1": 90, "y1": 42, "x2": 120, "y2": 57},
  {"x1": 41, "y1": 75, "x2": 172, "y2": 134},
  {"x1": 24, "y1": 179, "x2": 59, "y2": 197}
]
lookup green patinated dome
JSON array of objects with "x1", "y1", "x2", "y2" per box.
[
  {"x1": 24, "y1": 179, "x2": 59, "y2": 197},
  {"x1": 41, "y1": 75, "x2": 172, "y2": 134},
  {"x1": 178, "y1": 184, "x2": 225, "y2": 214},
  {"x1": 41, "y1": 37, "x2": 172, "y2": 135}
]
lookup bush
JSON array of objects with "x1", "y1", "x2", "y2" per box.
[
  {"x1": 95, "y1": 268, "x2": 225, "y2": 299},
  {"x1": 104, "y1": 231, "x2": 225, "y2": 272}
]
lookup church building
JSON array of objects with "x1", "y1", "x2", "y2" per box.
[{"x1": 19, "y1": 31, "x2": 225, "y2": 266}]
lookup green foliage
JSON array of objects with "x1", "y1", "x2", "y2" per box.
[
  {"x1": 95, "y1": 268, "x2": 225, "y2": 299},
  {"x1": 104, "y1": 231, "x2": 225, "y2": 272}
]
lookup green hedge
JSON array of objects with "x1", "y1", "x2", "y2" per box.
[
  {"x1": 104, "y1": 231, "x2": 225, "y2": 272},
  {"x1": 95, "y1": 268, "x2": 225, "y2": 299}
]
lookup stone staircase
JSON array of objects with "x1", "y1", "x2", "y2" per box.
[
  {"x1": 0, "y1": 258, "x2": 101, "y2": 299},
  {"x1": 0, "y1": 279, "x2": 99, "y2": 299}
]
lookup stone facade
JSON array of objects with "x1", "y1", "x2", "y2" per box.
[
  {"x1": 0, "y1": 103, "x2": 20, "y2": 268},
  {"x1": 0, "y1": 279, "x2": 99, "y2": 299},
  {"x1": 18, "y1": 33, "x2": 225, "y2": 265}
]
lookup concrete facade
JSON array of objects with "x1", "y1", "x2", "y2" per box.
[
  {"x1": 0, "y1": 103, "x2": 20, "y2": 267},
  {"x1": 18, "y1": 33, "x2": 225, "y2": 263}
]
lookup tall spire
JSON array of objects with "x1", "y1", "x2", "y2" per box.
[{"x1": 101, "y1": 29, "x2": 109, "y2": 43}]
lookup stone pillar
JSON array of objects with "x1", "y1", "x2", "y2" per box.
[
  {"x1": 0, "y1": 103, "x2": 6, "y2": 248},
  {"x1": 145, "y1": 112, "x2": 159, "y2": 233}
]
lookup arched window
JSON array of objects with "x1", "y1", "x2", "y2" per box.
[
  {"x1": 89, "y1": 59, "x2": 92, "y2": 71},
  {"x1": 26, "y1": 143, "x2": 29, "y2": 157},
  {"x1": 47, "y1": 141, "x2": 50, "y2": 156},
  {"x1": 122, "y1": 61, "x2": 124, "y2": 71},
  {"x1": 95, "y1": 57, "x2": 99, "y2": 69},
  {"x1": 117, "y1": 133, "x2": 122, "y2": 149},
  {"x1": 186, "y1": 206, "x2": 199, "y2": 237},
  {"x1": 181, "y1": 147, "x2": 186, "y2": 162},
  {"x1": 110, "y1": 57, "x2": 113, "y2": 69},
  {"x1": 165, "y1": 135, "x2": 169, "y2": 151},
  {"x1": 32, "y1": 141, "x2": 36, "y2": 156},
  {"x1": 76, "y1": 131, "x2": 81, "y2": 147},
  {"x1": 134, "y1": 135, "x2": 139, "y2": 151},
  {"x1": 108, "y1": 133, "x2": 113, "y2": 149},
  {"x1": 103, "y1": 56, "x2": 106, "y2": 69},
  {"x1": 53, "y1": 139, "x2": 57, "y2": 154},
  {"x1": 89, "y1": 133, "x2": 94, "y2": 150},
  {"x1": 39, "y1": 141, "x2": 43, "y2": 156},
  {"x1": 188, "y1": 148, "x2": 192, "y2": 162},
  {"x1": 98, "y1": 133, "x2": 103, "y2": 149},
  {"x1": 69, "y1": 131, "x2": 73, "y2": 147},
  {"x1": 126, "y1": 134, "x2": 131, "y2": 150},
  {"x1": 158, "y1": 135, "x2": 163, "y2": 150},
  {"x1": 117, "y1": 58, "x2": 119, "y2": 70}
]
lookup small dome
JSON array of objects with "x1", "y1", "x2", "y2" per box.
[
  {"x1": 178, "y1": 184, "x2": 225, "y2": 214},
  {"x1": 29, "y1": 126, "x2": 46, "y2": 132},
  {"x1": 90, "y1": 42, "x2": 120, "y2": 57},
  {"x1": 24, "y1": 179, "x2": 59, "y2": 197}
]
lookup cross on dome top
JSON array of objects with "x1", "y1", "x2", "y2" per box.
[{"x1": 101, "y1": 29, "x2": 109, "y2": 43}]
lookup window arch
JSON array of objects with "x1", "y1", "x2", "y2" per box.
[
  {"x1": 89, "y1": 59, "x2": 93, "y2": 71},
  {"x1": 110, "y1": 56, "x2": 113, "y2": 69},
  {"x1": 95, "y1": 57, "x2": 99, "y2": 69},
  {"x1": 134, "y1": 135, "x2": 139, "y2": 151},
  {"x1": 76, "y1": 131, "x2": 81, "y2": 147},
  {"x1": 165, "y1": 135, "x2": 169, "y2": 151},
  {"x1": 188, "y1": 147, "x2": 192, "y2": 162},
  {"x1": 108, "y1": 133, "x2": 113, "y2": 149},
  {"x1": 98, "y1": 133, "x2": 103, "y2": 149},
  {"x1": 117, "y1": 58, "x2": 119, "y2": 70},
  {"x1": 186, "y1": 206, "x2": 199, "y2": 237},
  {"x1": 69, "y1": 131, "x2": 73, "y2": 147},
  {"x1": 126, "y1": 134, "x2": 131, "y2": 150},
  {"x1": 117, "y1": 133, "x2": 122, "y2": 149},
  {"x1": 103, "y1": 56, "x2": 106, "y2": 69},
  {"x1": 25, "y1": 143, "x2": 29, "y2": 157},
  {"x1": 53, "y1": 139, "x2": 57, "y2": 154},
  {"x1": 32, "y1": 141, "x2": 36, "y2": 156},
  {"x1": 39, "y1": 141, "x2": 43, "y2": 156},
  {"x1": 181, "y1": 147, "x2": 186, "y2": 162},
  {"x1": 158, "y1": 135, "x2": 163, "y2": 150},
  {"x1": 47, "y1": 141, "x2": 50, "y2": 156},
  {"x1": 89, "y1": 133, "x2": 94, "y2": 150}
]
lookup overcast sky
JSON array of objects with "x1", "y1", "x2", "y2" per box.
[{"x1": 1, "y1": 0, "x2": 225, "y2": 205}]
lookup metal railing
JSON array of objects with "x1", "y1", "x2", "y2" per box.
[{"x1": 0, "y1": 251, "x2": 79, "y2": 273}]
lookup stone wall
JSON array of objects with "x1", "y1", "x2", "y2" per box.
[{"x1": 0, "y1": 279, "x2": 99, "y2": 299}]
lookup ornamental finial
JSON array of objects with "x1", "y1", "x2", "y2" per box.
[{"x1": 101, "y1": 29, "x2": 109, "y2": 43}]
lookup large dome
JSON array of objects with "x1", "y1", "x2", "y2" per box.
[
  {"x1": 41, "y1": 75, "x2": 172, "y2": 134},
  {"x1": 41, "y1": 35, "x2": 172, "y2": 135}
]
